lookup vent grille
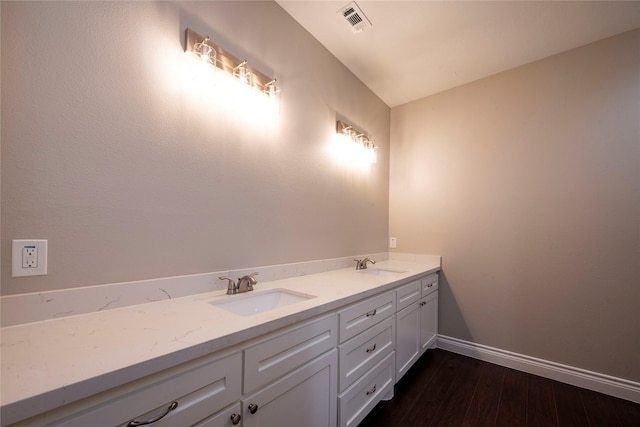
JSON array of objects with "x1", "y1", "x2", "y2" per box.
[
  {"x1": 339, "y1": 2, "x2": 372, "y2": 33},
  {"x1": 346, "y1": 13, "x2": 363, "y2": 26}
]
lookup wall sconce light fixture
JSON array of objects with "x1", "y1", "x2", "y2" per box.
[
  {"x1": 184, "y1": 28, "x2": 279, "y2": 100},
  {"x1": 336, "y1": 120, "x2": 377, "y2": 164}
]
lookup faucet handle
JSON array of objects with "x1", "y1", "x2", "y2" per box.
[
  {"x1": 247, "y1": 272, "x2": 259, "y2": 290},
  {"x1": 219, "y1": 276, "x2": 237, "y2": 294}
]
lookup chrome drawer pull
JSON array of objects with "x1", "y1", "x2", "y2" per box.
[
  {"x1": 127, "y1": 401, "x2": 178, "y2": 426},
  {"x1": 365, "y1": 343, "x2": 377, "y2": 353},
  {"x1": 230, "y1": 413, "x2": 242, "y2": 425},
  {"x1": 366, "y1": 384, "x2": 377, "y2": 396},
  {"x1": 366, "y1": 309, "x2": 377, "y2": 317}
]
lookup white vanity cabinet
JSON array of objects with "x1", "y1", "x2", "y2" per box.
[
  {"x1": 337, "y1": 291, "x2": 396, "y2": 427},
  {"x1": 395, "y1": 273, "x2": 438, "y2": 382},
  {"x1": 5, "y1": 265, "x2": 442, "y2": 427}
]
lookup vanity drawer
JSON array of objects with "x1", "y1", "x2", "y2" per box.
[
  {"x1": 114, "y1": 352, "x2": 241, "y2": 427},
  {"x1": 338, "y1": 352, "x2": 395, "y2": 427},
  {"x1": 338, "y1": 315, "x2": 395, "y2": 392},
  {"x1": 22, "y1": 351, "x2": 242, "y2": 427},
  {"x1": 396, "y1": 279, "x2": 421, "y2": 311},
  {"x1": 243, "y1": 313, "x2": 338, "y2": 393},
  {"x1": 339, "y1": 291, "x2": 395, "y2": 343},
  {"x1": 421, "y1": 274, "x2": 439, "y2": 296}
]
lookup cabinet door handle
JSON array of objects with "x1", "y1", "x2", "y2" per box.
[
  {"x1": 248, "y1": 403, "x2": 259, "y2": 414},
  {"x1": 366, "y1": 309, "x2": 377, "y2": 317},
  {"x1": 127, "y1": 401, "x2": 178, "y2": 426},
  {"x1": 427, "y1": 283, "x2": 433, "y2": 288},
  {"x1": 230, "y1": 413, "x2": 242, "y2": 425},
  {"x1": 366, "y1": 384, "x2": 377, "y2": 396},
  {"x1": 419, "y1": 301, "x2": 426, "y2": 306},
  {"x1": 365, "y1": 343, "x2": 377, "y2": 353}
]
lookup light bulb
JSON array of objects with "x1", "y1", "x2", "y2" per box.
[
  {"x1": 200, "y1": 44, "x2": 212, "y2": 62},
  {"x1": 234, "y1": 62, "x2": 252, "y2": 85}
]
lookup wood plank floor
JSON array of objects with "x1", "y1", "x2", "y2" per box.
[{"x1": 358, "y1": 349, "x2": 640, "y2": 427}]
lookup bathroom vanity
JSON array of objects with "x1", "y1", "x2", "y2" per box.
[{"x1": 0, "y1": 257, "x2": 440, "y2": 426}]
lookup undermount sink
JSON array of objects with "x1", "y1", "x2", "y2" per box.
[
  {"x1": 360, "y1": 268, "x2": 407, "y2": 277},
  {"x1": 209, "y1": 289, "x2": 316, "y2": 317}
]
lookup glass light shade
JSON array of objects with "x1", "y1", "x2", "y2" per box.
[
  {"x1": 193, "y1": 38, "x2": 216, "y2": 67},
  {"x1": 234, "y1": 62, "x2": 252, "y2": 85},
  {"x1": 264, "y1": 80, "x2": 280, "y2": 99}
]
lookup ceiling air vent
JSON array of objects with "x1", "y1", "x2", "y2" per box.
[{"x1": 339, "y1": 1, "x2": 372, "y2": 33}]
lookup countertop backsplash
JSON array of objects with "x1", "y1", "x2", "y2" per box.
[{"x1": 1, "y1": 252, "x2": 399, "y2": 327}]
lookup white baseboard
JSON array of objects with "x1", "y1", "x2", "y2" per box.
[{"x1": 437, "y1": 334, "x2": 640, "y2": 404}]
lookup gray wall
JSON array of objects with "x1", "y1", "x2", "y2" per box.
[
  {"x1": 390, "y1": 29, "x2": 640, "y2": 382},
  {"x1": 1, "y1": 1, "x2": 390, "y2": 295}
]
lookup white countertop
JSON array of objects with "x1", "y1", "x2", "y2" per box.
[{"x1": 1, "y1": 259, "x2": 439, "y2": 424}]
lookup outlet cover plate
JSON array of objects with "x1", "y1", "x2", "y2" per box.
[
  {"x1": 390, "y1": 237, "x2": 397, "y2": 249},
  {"x1": 12, "y1": 240, "x2": 48, "y2": 277}
]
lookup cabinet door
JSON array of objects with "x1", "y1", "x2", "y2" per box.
[
  {"x1": 395, "y1": 302, "x2": 421, "y2": 382},
  {"x1": 419, "y1": 291, "x2": 438, "y2": 354},
  {"x1": 242, "y1": 349, "x2": 337, "y2": 427}
]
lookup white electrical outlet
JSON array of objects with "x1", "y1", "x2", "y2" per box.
[
  {"x1": 390, "y1": 237, "x2": 397, "y2": 249},
  {"x1": 22, "y1": 247, "x2": 38, "y2": 268},
  {"x1": 12, "y1": 240, "x2": 48, "y2": 277}
]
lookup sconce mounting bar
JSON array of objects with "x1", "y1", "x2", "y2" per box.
[
  {"x1": 336, "y1": 120, "x2": 367, "y2": 138},
  {"x1": 185, "y1": 28, "x2": 276, "y2": 93}
]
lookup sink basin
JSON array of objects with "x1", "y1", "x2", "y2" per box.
[
  {"x1": 209, "y1": 289, "x2": 316, "y2": 316},
  {"x1": 360, "y1": 268, "x2": 407, "y2": 277}
]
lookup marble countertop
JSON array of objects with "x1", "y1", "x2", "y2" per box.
[{"x1": 1, "y1": 259, "x2": 440, "y2": 424}]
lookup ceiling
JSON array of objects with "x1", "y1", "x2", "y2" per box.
[{"x1": 277, "y1": 1, "x2": 640, "y2": 107}]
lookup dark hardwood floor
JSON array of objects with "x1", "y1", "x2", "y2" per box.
[{"x1": 358, "y1": 349, "x2": 640, "y2": 427}]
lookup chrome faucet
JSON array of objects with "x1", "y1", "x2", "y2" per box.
[
  {"x1": 355, "y1": 258, "x2": 376, "y2": 270},
  {"x1": 219, "y1": 272, "x2": 258, "y2": 295}
]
